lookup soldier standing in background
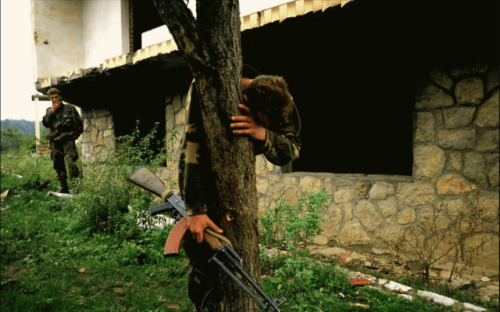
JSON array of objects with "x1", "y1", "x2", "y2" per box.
[{"x1": 42, "y1": 88, "x2": 83, "y2": 193}]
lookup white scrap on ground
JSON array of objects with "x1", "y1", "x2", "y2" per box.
[
  {"x1": 417, "y1": 290, "x2": 457, "y2": 306},
  {"x1": 384, "y1": 281, "x2": 412, "y2": 293},
  {"x1": 47, "y1": 191, "x2": 74, "y2": 198},
  {"x1": 463, "y1": 302, "x2": 488, "y2": 312},
  {"x1": 398, "y1": 294, "x2": 413, "y2": 301}
]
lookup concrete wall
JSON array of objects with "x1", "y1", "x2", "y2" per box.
[
  {"x1": 159, "y1": 63, "x2": 499, "y2": 276},
  {"x1": 82, "y1": 0, "x2": 129, "y2": 68},
  {"x1": 31, "y1": 0, "x2": 84, "y2": 79}
]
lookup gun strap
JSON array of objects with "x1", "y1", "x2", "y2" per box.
[
  {"x1": 161, "y1": 190, "x2": 173, "y2": 202},
  {"x1": 205, "y1": 228, "x2": 233, "y2": 249}
]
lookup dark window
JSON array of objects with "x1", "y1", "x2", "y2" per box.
[{"x1": 131, "y1": 0, "x2": 166, "y2": 52}]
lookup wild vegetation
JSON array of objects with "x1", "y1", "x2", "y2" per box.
[{"x1": 1, "y1": 125, "x2": 496, "y2": 311}]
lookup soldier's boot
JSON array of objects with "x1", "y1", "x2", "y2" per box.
[{"x1": 57, "y1": 179, "x2": 69, "y2": 194}]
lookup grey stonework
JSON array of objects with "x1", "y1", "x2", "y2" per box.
[
  {"x1": 81, "y1": 108, "x2": 115, "y2": 162},
  {"x1": 155, "y1": 63, "x2": 499, "y2": 274}
]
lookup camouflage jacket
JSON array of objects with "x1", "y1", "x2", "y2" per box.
[
  {"x1": 178, "y1": 82, "x2": 301, "y2": 216},
  {"x1": 42, "y1": 103, "x2": 83, "y2": 142}
]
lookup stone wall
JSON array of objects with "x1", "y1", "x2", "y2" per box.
[
  {"x1": 81, "y1": 108, "x2": 115, "y2": 162},
  {"x1": 159, "y1": 64, "x2": 499, "y2": 274}
]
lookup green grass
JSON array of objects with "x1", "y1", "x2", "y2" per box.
[{"x1": 0, "y1": 147, "x2": 496, "y2": 311}]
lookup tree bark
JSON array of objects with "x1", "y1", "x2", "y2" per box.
[{"x1": 152, "y1": 1, "x2": 261, "y2": 311}]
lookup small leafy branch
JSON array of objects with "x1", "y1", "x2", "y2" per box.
[
  {"x1": 260, "y1": 187, "x2": 330, "y2": 255},
  {"x1": 390, "y1": 190, "x2": 498, "y2": 284}
]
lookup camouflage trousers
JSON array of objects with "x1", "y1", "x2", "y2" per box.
[
  {"x1": 182, "y1": 231, "x2": 221, "y2": 311},
  {"x1": 50, "y1": 140, "x2": 80, "y2": 181}
]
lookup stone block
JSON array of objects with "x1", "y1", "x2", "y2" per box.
[
  {"x1": 479, "y1": 197, "x2": 499, "y2": 222},
  {"x1": 314, "y1": 247, "x2": 347, "y2": 259},
  {"x1": 437, "y1": 174, "x2": 477, "y2": 195},
  {"x1": 415, "y1": 82, "x2": 454, "y2": 109},
  {"x1": 477, "y1": 129, "x2": 499, "y2": 153},
  {"x1": 414, "y1": 112, "x2": 436, "y2": 143},
  {"x1": 95, "y1": 108, "x2": 110, "y2": 118},
  {"x1": 313, "y1": 235, "x2": 328, "y2": 245},
  {"x1": 430, "y1": 68, "x2": 453, "y2": 91},
  {"x1": 284, "y1": 190, "x2": 298, "y2": 206},
  {"x1": 328, "y1": 204, "x2": 343, "y2": 232},
  {"x1": 438, "y1": 129, "x2": 476, "y2": 150},
  {"x1": 355, "y1": 182, "x2": 368, "y2": 198},
  {"x1": 103, "y1": 129, "x2": 113, "y2": 138},
  {"x1": 385, "y1": 281, "x2": 413, "y2": 293},
  {"x1": 377, "y1": 197, "x2": 397, "y2": 223},
  {"x1": 334, "y1": 188, "x2": 357, "y2": 203},
  {"x1": 107, "y1": 115, "x2": 114, "y2": 129},
  {"x1": 397, "y1": 183, "x2": 435, "y2": 205},
  {"x1": 463, "y1": 153, "x2": 488, "y2": 186},
  {"x1": 255, "y1": 155, "x2": 267, "y2": 177},
  {"x1": 397, "y1": 209, "x2": 416, "y2": 224},
  {"x1": 420, "y1": 208, "x2": 451, "y2": 231},
  {"x1": 83, "y1": 118, "x2": 91, "y2": 130},
  {"x1": 414, "y1": 145, "x2": 446, "y2": 181},
  {"x1": 455, "y1": 77, "x2": 484, "y2": 105},
  {"x1": 446, "y1": 152, "x2": 462, "y2": 171},
  {"x1": 91, "y1": 127, "x2": 98, "y2": 143},
  {"x1": 465, "y1": 234, "x2": 499, "y2": 271},
  {"x1": 82, "y1": 132, "x2": 91, "y2": 143},
  {"x1": 256, "y1": 178, "x2": 269, "y2": 195},
  {"x1": 320, "y1": 217, "x2": 336, "y2": 237},
  {"x1": 443, "y1": 107, "x2": 476, "y2": 128},
  {"x1": 374, "y1": 224, "x2": 404, "y2": 245},
  {"x1": 299, "y1": 176, "x2": 323, "y2": 194},
  {"x1": 175, "y1": 108, "x2": 186, "y2": 126},
  {"x1": 489, "y1": 162, "x2": 499, "y2": 187},
  {"x1": 166, "y1": 105, "x2": 175, "y2": 132},
  {"x1": 485, "y1": 154, "x2": 499, "y2": 167},
  {"x1": 95, "y1": 117, "x2": 107, "y2": 130},
  {"x1": 343, "y1": 202, "x2": 353, "y2": 221},
  {"x1": 268, "y1": 174, "x2": 280, "y2": 184},
  {"x1": 173, "y1": 94, "x2": 183, "y2": 112},
  {"x1": 269, "y1": 182, "x2": 285, "y2": 200},
  {"x1": 283, "y1": 176, "x2": 298, "y2": 188},
  {"x1": 486, "y1": 65, "x2": 499, "y2": 93},
  {"x1": 339, "y1": 222, "x2": 371, "y2": 246},
  {"x1": 369, "y1": 182, "x2": 394, "y2": 200},
  {"x1": 354, "y1": 200, "x2": 384, "y2": 232},
  {"x1": 475, "y1": 90, "x2": 499, "y2": 128},
  {"x1": 266, "y1": 161, "x2": 274, "y2": 172}
]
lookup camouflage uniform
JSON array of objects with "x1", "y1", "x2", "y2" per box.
[
  {"x1": 178, "y1": 81, "x2": 301, "y2": 310},
  {"x1": 42, "y1": 103, "x2": 83, "y2": 181}
]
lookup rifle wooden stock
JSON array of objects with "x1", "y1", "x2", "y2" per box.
[
  {"x1": 164, "y1": 218, "x2": 188, "y2": 257},
  {"x1": 128, "y1": 166, "x2": 166, "y2": 198}
]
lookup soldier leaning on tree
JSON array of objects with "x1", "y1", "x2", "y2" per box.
[
  {"x1": 179, "y1": 65, "x2": 301, "y2": 311},
  {"x1": 42, "y1": 88, "x2": 83, "y2": 194}
]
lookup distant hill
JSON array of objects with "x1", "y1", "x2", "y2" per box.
[{"x1": 0, "y1": 119, "x2": 45, "y2": 136}]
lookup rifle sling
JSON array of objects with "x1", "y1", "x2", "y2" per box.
[{"x1": 205, "y1": 228, "x2": 233, "y2": 249}]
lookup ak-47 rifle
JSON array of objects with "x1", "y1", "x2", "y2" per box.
[{"x1": 127, "y1": 166, "x2": 286, "y2": 311}]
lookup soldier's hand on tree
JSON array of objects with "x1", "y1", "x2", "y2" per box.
[
  {"x1": 187, "y1": 214, "x2": 223, "y2": 243},
  {"x1": 231, "y1": 104, "x2": 267, "y2": 141}
]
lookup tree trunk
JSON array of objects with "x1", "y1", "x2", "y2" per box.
[{"x1": 152, "y1": 1, "x2": 261, "y2": 311}]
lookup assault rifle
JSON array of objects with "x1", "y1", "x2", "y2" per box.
[{"x1": 127, "y1": 166, "x2": 286, "y2": 311}]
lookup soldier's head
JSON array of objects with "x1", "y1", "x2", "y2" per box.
[
  {"x1": 242, "y1": 75, "x2": 293, "y2": 127},
  {"x1": 47, "y1": 88, "x2": 62, "y2": 105}
]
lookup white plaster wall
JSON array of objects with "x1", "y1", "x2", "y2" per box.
[
  {"x1": 31, "y1": 0, "x2": 84, "y2": 79},
  {"x1": 82, "y1": 0, "x2": 129, "y2": 68},
  {"x1": 142, "y1": 25, "x2": 171, "y2": 48}
]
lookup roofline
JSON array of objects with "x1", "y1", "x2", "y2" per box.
[{"x1": 36, "y1": 0, "x2": 353, "y2": 89}]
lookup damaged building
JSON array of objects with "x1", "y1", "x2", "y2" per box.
[{"x1": 32, "y1": 0, "x2": 499, "y2": 277}]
